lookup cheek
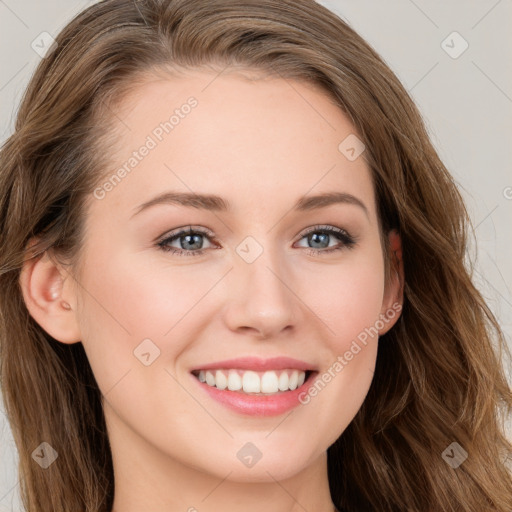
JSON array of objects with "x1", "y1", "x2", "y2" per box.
[
  {"x1": 75, "y1": 245, "x2": 230, "y2": 400},
  {"x1": 77, "y1": 246, "x2": 199, "y2": 338},
  {"x1": 77, "y1": 237, "x2": 385, "y2": 382},
  {"x1": 290, "y1": 249, "x2": 384, "y2": 441},
  {"x1": 72, "y1": 234, "x2": 386, "y2": 479},
  {"x1": 299, "y1": 250, "x2": 385, "y2": 348},
  {"x1": 74, "y1": 247, "x2": 178, "y2": 390}
]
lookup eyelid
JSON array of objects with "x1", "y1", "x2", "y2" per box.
[
  {"x1": 156, "y1": 225, "x2": 217, "y2": 244},
  {"x1": 296, "y1": 224, "x2": 351, "y2": 238},
  {"x1": 156, "y1": 223, "x2": 357, "y2": 257},
  {"x1": 157, "y1": 224, "x2": 353, "y2": 242}
]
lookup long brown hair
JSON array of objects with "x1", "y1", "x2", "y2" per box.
[{"x1": 1, "y1": 1, "x2": 511, "y2": 510}]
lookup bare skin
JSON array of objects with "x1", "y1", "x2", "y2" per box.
[{"x1": 20, "y1": 68, "x2": 403, "y2": 512}]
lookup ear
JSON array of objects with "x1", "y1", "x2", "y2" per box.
[
  {"x1": 378, "y1": 229, "x2": 404, "y2": 336},
  {"x1": 19, "y1": 244, "x2": 81, "y2": 344}
]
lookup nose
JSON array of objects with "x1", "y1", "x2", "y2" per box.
[{"x1": 222, "y1": 244, "x2": 300, "y2": 340}]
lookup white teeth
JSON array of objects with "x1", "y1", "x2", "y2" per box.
[
  {"x1": 215, "y1": 370, "x2": 227, "y2": 390},
  {"x1": 242, "y1": 371, "x2": 260, "y2": 393},
  {"x1": 261, "y1": 371, "x2": 279, "y2": 393},
  {"x1": 197, "y1": 369, "x2": 307, "y2": 394},
  {"x1": 205, "y1": 371, "x2": 215, "y2": 386},
  {"x1": 289, "y1": 370, "x2": 299, "y2": 390},
  {"x1": 278, "y1": 372, "x2": 289, "y2": 391},
  {"x1": 227, "y1": 370, "x2": 242, "y2": 391}
]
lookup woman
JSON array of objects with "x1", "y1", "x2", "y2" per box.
[{"x1": 0, "y1": 0, "x2": 510, "y2": 511}]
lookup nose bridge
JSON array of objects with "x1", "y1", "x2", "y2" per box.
[{"x1": 224, "y1": 232, "x2": 299, "y2": 337}]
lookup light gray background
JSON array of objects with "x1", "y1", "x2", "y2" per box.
[{"x1": 1, "y1": 1, "x2": 511, "y2": 510}]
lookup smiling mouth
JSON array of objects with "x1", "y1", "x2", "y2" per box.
[{"x1": 191, "y1": 368, "x2": 315, "y2": 395}]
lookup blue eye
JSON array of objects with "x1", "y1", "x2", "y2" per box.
[
  {"x1": 157, "y1": 226, "x2": 216, "y2": 257},
  {"x1": 297, "y1": 225, "x2": 356, "y2": 256},
  {"x1": 157, "y1": 224, "x2": 356, "y2": 257}
]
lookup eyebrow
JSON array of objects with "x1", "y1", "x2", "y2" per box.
[{"x1": 130, "y1": 191, "x2": 369, "y2": 218}]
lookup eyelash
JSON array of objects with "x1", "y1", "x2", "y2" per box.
[{"x1": 156, "y1": 224, "x2": 357, "y2": 257}]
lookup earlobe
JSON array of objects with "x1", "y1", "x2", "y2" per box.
[
  {"x1": 19, "y1": 249, "x2": 81, "y2": 344},
  {"x1": 379, "y1": 229, "x2": 404, "y2": 336}
]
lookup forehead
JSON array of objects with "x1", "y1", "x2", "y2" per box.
[{"x1": 89, "y1": 69, "x2": 377, "y2": 224}]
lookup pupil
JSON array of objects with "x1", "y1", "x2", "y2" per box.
[
  {"x1": 183, "y1": 234, "x2": 202, "y2": 250},
  {"x1": 310, "y1": 232, "x2": 328, "y2": 248},
  {"x1": 180, "y1": 232, "x2": 330, "y2": 251}
]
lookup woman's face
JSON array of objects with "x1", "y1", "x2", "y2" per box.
[{"x1": 69, "y1": 69, "x2": 400, "y2": 482}]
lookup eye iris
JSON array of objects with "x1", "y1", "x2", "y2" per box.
[
  {"x1": 160, "y1": 226, "x2": 351, "y2": 255},
  {"x1": 182, "y1": 233, "x2": 203, "y2": 250},
  {"x1": 309, "y1": 232, "x2": 329, "y2": 249}
]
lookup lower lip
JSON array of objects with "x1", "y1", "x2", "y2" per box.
[{"x1": 191, "y1": 372, "x2": 318, "y2": 416}]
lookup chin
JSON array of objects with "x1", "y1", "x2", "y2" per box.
[{"x1": 202, "y1": 443, "x2": 320, "y2": 483}]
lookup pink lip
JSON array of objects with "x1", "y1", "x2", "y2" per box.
[
  {"x1": 189, "y1": 358, "x2": 319, "y2": 416},
  {"x1": 194, "y1": 376, "x2": 317, "y2": 416},
  {"x1": 190, "y1": 356, "x2": 316, "y2": 372}
]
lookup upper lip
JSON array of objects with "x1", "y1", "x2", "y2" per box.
[{"x1": 190, "y1": 356, "x2": 316, "y2": 372}]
